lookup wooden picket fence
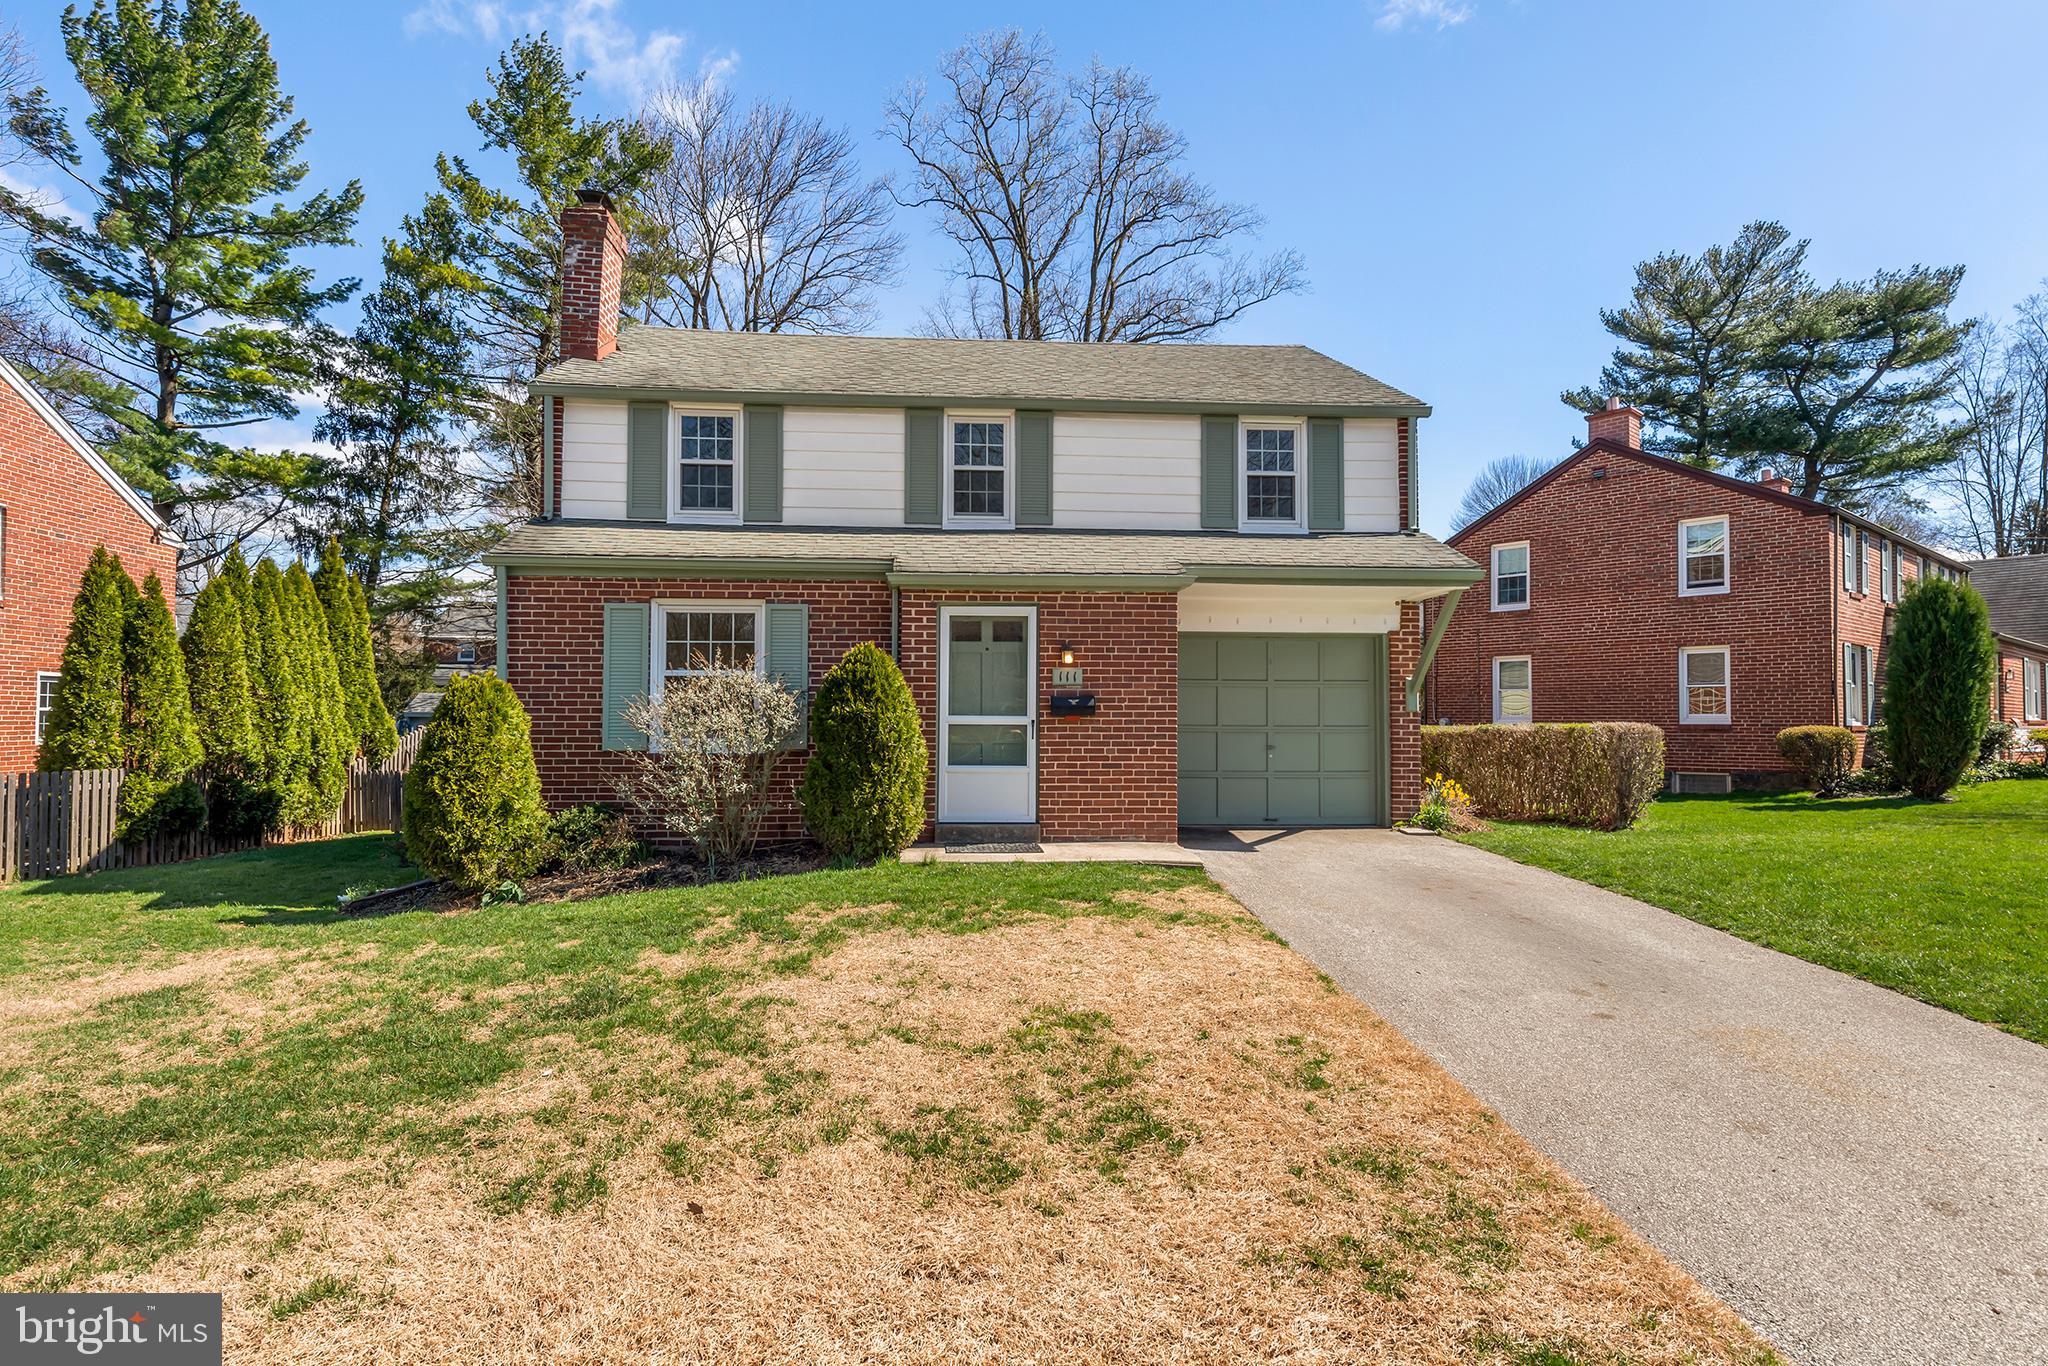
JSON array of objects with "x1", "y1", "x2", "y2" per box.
[{"x1": 0, "y1": 730, "x2": 424, "y2": 881}]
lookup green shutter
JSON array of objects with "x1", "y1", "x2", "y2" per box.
[
  {"x1": 1016, "y1": 410, "x2": 1052, "y2": 526},
  {"x1": 905, "y1": 408, "x2": 942, "y2": 525},
  {"x1": 1308, "y1": 417, "x2": 1344, "y2": 530},
  {"x1": 764, "y1": 601, "x2": 810, "y2": 749},
  {"x1": 601, "y1": 602, "x2": 650, "y2": 751},
  {"x1": 743, "y1": 404, "x2": 783, "y2": 523},
  {"x1": 1201, "y1": 415, "x2": 1237, "y2": 529},
  {"x1": 626, "y1": 402, "x2": 667, "y2": 521}
]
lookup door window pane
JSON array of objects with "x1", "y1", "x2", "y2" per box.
[
  {"x1": 947, "y1": 723, "x2": 1027, "y2": 767},
  {"x1": 947, "y1": 615, "x2": 1028, "y2": 716}
]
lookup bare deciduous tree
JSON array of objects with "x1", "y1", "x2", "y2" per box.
[
  {"x1": 885, "y1": 30, "x2": 1305, "y2": 343},
  {"x1": 1451, "y1": 454, "x2": 1559, "y2": 532},
  {"x1": 1936, "y1": 293, "x2": 2048, "y2": 558},
  {"x1": 635, "y1": 80, "x2": 902, "y2": 333}
]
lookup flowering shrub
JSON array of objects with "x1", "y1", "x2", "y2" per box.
[
  {"x1": 1413, "y1": 773, "x2": 1480, "y2": 832},
  {"x1": 617, "y1": 666, "x2": 799, "y2": 870}
]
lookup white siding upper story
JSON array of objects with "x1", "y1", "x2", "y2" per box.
[{"x1": 552, "y1": 402, "x2": 1404, "y2": 532}]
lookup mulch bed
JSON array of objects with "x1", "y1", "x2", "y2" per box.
[{"x1": 340, "y1": 843, "x2": 831, "y2": 917}]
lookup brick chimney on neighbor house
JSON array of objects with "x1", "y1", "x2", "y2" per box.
[
  {"x1": 560, "y1": 187, "x2": 625, "y2": 363},
  {"x1": 1758, "y1": 468, "x2": 1794, "y2": 494},
  {"x1": 1585, "y1": 396, "x2": 1643, "y2": 450}
]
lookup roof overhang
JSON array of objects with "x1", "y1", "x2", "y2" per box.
[{"x1": 528, "y1": 382, "x2": 1431, "y2": 420}]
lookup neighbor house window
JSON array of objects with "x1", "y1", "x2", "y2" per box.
[
  {"x1": 1841, "y1": 524, "x2": 1867, "y2": 594},
  {"x1": 1679, "y1": 516, "x2": 1730, "y2": 596},
  {"x1": 653, "y1": 603, "x2": 763, "y2": 690},
  {"x1": 34, "y1": 671, "x2": 59, "y2": 743},
  {"x1": 1492, "y1": 656, "x2": 1532, "y2": 725},
  {"x1": 2027, "y1": 658, "x2": 2044, "y2": 722},
  {"x1": 1679, "y1": 647, "x2": 1730, "y2": 724},
  {"x1": 455, "y1": 644, "x2": 477, "y2": 665},
  {"x1": 947, "y1": 414, "x2": 1012, "y2": 525},
  {"x1": 1880, "y1": 540, "x2": 1900, "y2": 603},
  {"x1": 1843, "y1": 643, "x2": 1873, "y2": 726},
  {"x1": 1241, "y1": 422, "x2": 1304, "y2": 528},
  {"x1": 1491, "y1": 542, "x2": 1530, "y2": 611},
  {"x1": 674, "y1": 410, "x2": 739, "y2": 518}
]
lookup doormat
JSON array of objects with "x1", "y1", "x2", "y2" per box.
[{"x1": 942, "y1": 841, "x2": 1044, "y2": 855}]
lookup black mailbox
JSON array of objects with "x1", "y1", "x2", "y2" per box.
[{"x1": 1048, "y1": 693, "x2": 1097, "y2": 717}]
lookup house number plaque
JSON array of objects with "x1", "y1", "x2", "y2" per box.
[{"x1": 1052, "y1": 667, "x2": 1084, "y2": 687}]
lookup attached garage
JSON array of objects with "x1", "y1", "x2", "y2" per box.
[{"x1": 1178, "y1": 633, "x2": 1387, "y2": 827}]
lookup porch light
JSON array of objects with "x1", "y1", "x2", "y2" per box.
[{"x1": 1057, "y1": 643, "x2": 1075, "y2": 666}]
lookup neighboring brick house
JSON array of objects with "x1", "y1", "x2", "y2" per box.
[
  {"x1": 483, "y1": 190, "x2": 1480, "y2": 842},
  {"x1": 0, "y1": 357, "x2": 180, "y2": 772},
  {"x1": 1968, "y1": 555, "x2": 2048, "y2": 753},
  {"x1": 1424, "y1": 401, "x2": 1985, "y2": 789}
]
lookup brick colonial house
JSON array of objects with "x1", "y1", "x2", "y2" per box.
[
  {"x1": 0, "y1": 356, "x2": 181, "y2": 772},
  {"x1": 483, "y1": 190, "x2": 1480, "y2": 842},
  {"x1": 1424, "y1": 400, "x2": 2020, "y2": 789},
  {"x1": 1969, "y1": 556, "x2": 2048, "y2": 745}
]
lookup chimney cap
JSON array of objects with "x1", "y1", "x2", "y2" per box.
[
  {"x1": 575, "y1": 185, "x2": 614, "y2": 210},
  {"x1": 1605, "y1": 396, "x2": 1623, "y2": 411}
]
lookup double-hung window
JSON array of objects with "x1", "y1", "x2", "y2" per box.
[
  {"x1": 1678, "y1": 516, "x2": 1729, "y2": 596},
  {"x1": 1842, "y1": 524, "x2": 1867, "y2": 594},
  {"x1": 1679, "y1": 647, "x2": 1730, "y2": 724},
  {"x1": 1241, "y1": 422, "x2": 1304, "y2": 529},
  {"x1": 946, "y1": 414, "x2": 1012, "y2": 526},
  {"x1": 653, "y1": 603, "x2": 763, "y2": 690},
  {"x1": 1843, "y1": 644, "x2": 1873, "y2": 726},
  {"x1": 1492, "y1": 656, "x2": 1532, "y2": 725},
  {"x1": 1880, "y1": 540, "x2": 1900, "y2": 603},
  {"x1": 1491, "y1": 542, "x2": 1530, "y2": 610},
  {"x1": 34, "y1": 672, "x2": 59, "y2": 743},
  {"x1": 674, "y1": 410, "x2": 740, "y2": 519},
  {"x1": 2026, "y1": 658, "x2": 2044, "y2": 722}
]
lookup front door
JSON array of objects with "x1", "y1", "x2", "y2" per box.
[{"x1": 938, "y1": 607, "x2": 1037, "y2": 823}]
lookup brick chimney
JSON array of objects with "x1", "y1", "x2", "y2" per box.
[
  {"x1": 559, "y1": 187, "x2": 625, "y2": 363},
  {"x1": 1758, "y1": 468, "x2": 1793, "y2": 494},
  {"x1": 1585, "y1": 396, "x2": 1642, "y2": 451}
]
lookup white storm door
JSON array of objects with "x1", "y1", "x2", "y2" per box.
[{"x1": 938, "y1": 607, "x2": 1037, "y2": 823}]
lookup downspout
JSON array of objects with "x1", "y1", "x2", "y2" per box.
[
  {"x1": 1405, "y1": 588, "x2": 1464, "y2": 713},
  {"x1": 890, "y1": 586, "x2": 901, "y2": 659}
]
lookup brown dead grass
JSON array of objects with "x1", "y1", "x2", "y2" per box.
[{"x1": 99, "y1": 893, "x2": 1776, "y2": 1366}]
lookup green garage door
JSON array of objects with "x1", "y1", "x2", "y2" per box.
[{"x1": 1178, "y1": 634, "x2": 1385, "y2": 827}]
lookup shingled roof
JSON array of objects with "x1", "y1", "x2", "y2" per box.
[
  {"x1": 532, "y1": 329, "x2": 1428, "y2": 416},
  {"x1": 1969, "y1": 555, "x2": 2048, "y2": 648}
]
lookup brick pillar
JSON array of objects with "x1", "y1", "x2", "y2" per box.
[
  {"x1": 1388, "y1": 602, "x2": 1423, "y2": 821},
  {"x1": 559, "y1": 189, "x2": 625, "y2": 363},
  {"x1": 1585, "y1": 397, "x2": 1642, "y2": 451}
]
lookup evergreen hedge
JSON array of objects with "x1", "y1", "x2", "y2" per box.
[
  {"x1": 182, "y1": 569, "x2": 273, "y2": 838},
  {"x1": 286, "y1": 562, "x2": 350, "y2": 822},
  {"x1": 1420, "y1": 722, "x2": 1666, "y2": 830},
  {"x1": 38, "y1": 547, "x2": 130, "y2": 772},
  {"x1": 402, "y1": 673, "x2": 547, "y2": 892},
  {"x1": 316, "y1": 539, "x2": 397, "y2": 762},
  {"x1": 116, "y1": 572, "x2": 204, "y2": 840},
  {"x1": 798, "y1": 643, "x2": 929, "y2": 860},
  {"x1": 249, "y1": 560, "x2": 315, "y2": 825},
  {"x1": 1884, "y1": 578, "x2": 1996, "y2": 799}
]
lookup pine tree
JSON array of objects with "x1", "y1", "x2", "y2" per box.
[
  {"x1": 249, "y1": 559, "x2": 312, "y2": 826},
  {"x1": 38, "y1": 546, "x2": 131, "y2": 771},
  {"x1": 117, "y1": 573, "x2": 204, "y2": 840},
  {"x1": 181, "y1": 569, "x2": 270, "y2": 837},
  {"x1": 286, "y1": 561, "x2": 349, "y2": 822},
  {"x1": 314, "y1": 539, "x2": 396, "y2": 761}
]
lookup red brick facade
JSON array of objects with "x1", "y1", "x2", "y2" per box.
[
  {"x1": 1426, "y1": 433, "x2": 1963, "y2": 783},
  {"x1": 1994, "y1": 640, "x2": 2048, "y2": 757},
  {"x1": 0, "y1": 371, "x2": 178, "y2": 772},
  {"x1": 559, "y1": 197, "x2": 625, "y2": 364},
  {"x1": 505, "y1": 573, "x2": 1430, "y2": 842}
]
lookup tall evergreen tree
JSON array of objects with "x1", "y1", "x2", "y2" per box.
[
  {"x1": 1884, "y1": 579, "x2": 1996, "y2": 799},
  {"x1": 0, "y1": 0, "x2": 362, "y2": 550},
  {"x1": 181, "y1": 569, "x2": 269, "y2": 837},
  {"x1": 401, "y1": 33, "x2": 665, "y2": 521},
  {"x1": 286, "y1": 561, "x2": 349, "y2": 821},
  {"x1": 314, "y1": 539, "x2": 396, "y2": 762},
  {"x1": 248, "y1": 559, "x2": 312, "y2": 826},
  {"x1": 116, "y1": 572, "x2": 203, "y2": 839},
  {"x1": 38, "y1": 546, "x2": 131, "y2": 771}
]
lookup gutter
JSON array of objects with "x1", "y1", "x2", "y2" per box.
[{"x1": 1405, "y1": 587, "x2": 1463, "y2": 713}]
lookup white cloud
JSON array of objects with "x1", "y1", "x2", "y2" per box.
[
  {"x1": 0, "y1": 165, "x2": 88, "y2": 226},
  {"x1": 403, "y1": 0, "x2": 706, "y2": 99},
  {"x1": 1375, "y1": 0, "x2": 1476, "y2": 31}
]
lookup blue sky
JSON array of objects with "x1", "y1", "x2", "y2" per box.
[{"x1": 9, "y1": 0, "x2": 2047, "y2": 537}]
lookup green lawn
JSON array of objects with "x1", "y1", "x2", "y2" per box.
[{"x1": 1459, "y1": 780, "x2": 2048, "y2": 1044}]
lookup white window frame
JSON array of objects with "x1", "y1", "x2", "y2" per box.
[
  {"x1": 1843, "y1": 643, "x2": 1873, "y2": 727},
  {"x1": 1677, "y1": 516, "x2": 1731, "y2": 597},
  {"x1": 1492, "y1": 655, "x2": 1533, "y2": 725},
  {"x1": 643, "y1": 599, "x2": 769, "y2": 752},
  {"x1": 1880, "y1": 539, "x2": 1900, "y2": 603},
  {"x1": 1842, "y1": 523, "x2": 1867, "y2": 595},
  {"x1": 1490, "y1": 541, "x2": 1530, "y2": 611},
  {"x1": 1238, "y1": 417, "x2": 1308, "y2": 533},
  {"x1": 942, "y1": 409, "x2": 1016, "y2": 529},
  {"x1": 455, "y1": 643, "x2": 477, "y2": 665},
  {"x1": 668, "y1": 403, "x2": 744, "y2": 525},
  {"x1": 1678, "y1": 646, "x2": 1732, "y2": 725},
  {"x1": 34, "y1": 671, "x2": 59, "y2": 743},
  {"x1": 2026, "y1": 658, "x2": 2043, "y2": 722}
]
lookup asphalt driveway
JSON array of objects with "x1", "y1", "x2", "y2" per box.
[{"x1": 1190, "y1": 827, "x2": 2048, "y2": 1366}]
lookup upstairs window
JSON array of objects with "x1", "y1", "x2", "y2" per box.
[
  {"x1": 1491, "y1": 542, "x2": 1530, "y2": 610},
  {"x1": 1880, "y1": 540, "x2": 1900, "y2": 603},
  {"x1": 1492, "y1": 656, "x2": 1532, "y2": 725},
  {"x1": 675, "y1": 411, "x2": 739, "y2": 518},
  {"x1": 1679, "y1": 646, "x2": 1730, "y2": 724},
  {"x1": 34, "y1": 672, "x2": 58, "y2": 743},
  {"x1": 1842, "y1": 524, "x2": 1867, "y2": 594},
  {"x1": 1241, "y1": 423, "x2": 1303, "y2": 528},
  {"x1": 1679, "y1": 516, "x2": 1730, "y2": 596},
  {"x1": 947, "y1": 415, "x2": 1012, "y2": 525},
  {"x1": 1843, "y1": 643, "x2": 1873, "y2": 726}
]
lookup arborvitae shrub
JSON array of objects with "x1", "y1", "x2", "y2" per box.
[
  {"x1": 315, "y1": 540, "x2": 396, "y2": 761},
  {"x1": 181, "y1": 571, "x2": 272, "y2": 838},
  {"x1": 116, "y1": 573, "x2": 204, "y2": 840},
  {"x1": 249, "y1": 560, "x2": 314, "y2": 827},
  {"x1": 38, "y1": 547, "x2": 131, "y2": 772},
  {"x1": 1884, "y1": 578, "x2": 1996, "y2": 799},
  {"x1": 348, "y1": 576, "x2": 399, "y2": 761},
  {"x1": 798, "y1": 642, "x2": 929, "y2": 860},
  {"x1": 286, "y1": 562, "x2": 350, "y2": 822},
  {"x1": 402, "y1": 673, "x2": 547, "y2": 892}
]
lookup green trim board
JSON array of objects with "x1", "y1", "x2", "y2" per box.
[
  {"x1": 626, "y1": 402, "x2": 667, "y2": 521},
  {"x1": 532, "y1": 382, "x2": 1432, "y2": 420},
  {"x1": 1405, "y1": 587, "x2": 1462, "y2": 713},
  {"x1": 486, "y1": 555, "x2": 894, "y2": 579},
  {"x1": 742, "y1": 404, "x2": 783, "y2": 523}
]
